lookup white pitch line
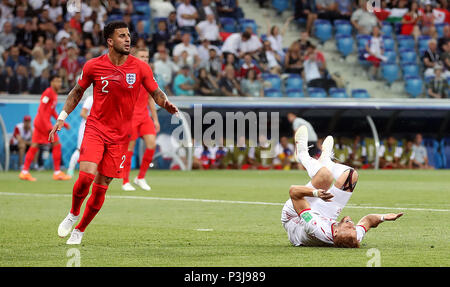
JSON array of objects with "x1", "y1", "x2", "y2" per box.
[{"x1": 0, "y1": 192, "x2": 449, "y2": 213}]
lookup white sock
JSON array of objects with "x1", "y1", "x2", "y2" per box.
[
  {"x1": 68, "y1": 149, "x2": 80, "y2": 173},
  {"x1": 299, "y1": 151, "x2": 324, "y2": 179}
]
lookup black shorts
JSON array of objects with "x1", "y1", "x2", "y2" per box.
[{"x1": 308, "y1": 141, "x2": 321, "y2": 158}]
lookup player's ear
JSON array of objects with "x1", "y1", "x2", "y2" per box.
[{"x1": 107, "y1": 38, "x2": 113, "y2": 47}]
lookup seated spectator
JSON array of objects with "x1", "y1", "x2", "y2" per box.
[
  {"x1": 398, "y1": 139, "x2": 415, "y2": 169},
  {"x1": 216, "y1": 0, "x2": 241, "y2": 20},
  {"x1": 195, "y1": 67, "x2": 220, "y2": 96},
  {"x1": 38, "y1": 9, "x2": 58, "y2": 35},
  {"x1": 303, "y1": 42, "x2": 337, "y2": 92},
  {"x1": 441, "y1": 40, "x2": 450, "y2": 74},
  {"x1": 273, "y1": 136, "x2": 295, "y2": 170},
  {"x1": 197, "y1": 39, "x2": 220, "y2": 64},
  {"x1": 364, "y1": 26, "x2": 387, "y2": 80},
  {"x1": 195, "y1": 14, "x2": 221, "y2": 45},
  {"x1": 13, "y1": 5, "x2": 28, "y2": 31},
  {"x1": 221, "y1": 31, "x2": 245, "y2": 57},
  {"x1": 378, "y1": 136, "x2": 402, "y2": 169},
  {"x1": 219, "y1": 65, "x2": 242, "y2": 96},
  {"x1": 172, "y1": 33, "x2": 200, "y2": 68},
  {"x1": 316, "y1": 0, "x2": 342, "y2": 22},
  {"x1": 30, "y1": 46, "x2": 49, "y2": 80},
  {"x1": 294, "y1": 0, "x2": 318, "y2": 35},
  {"x1": 29, "y1": 67, "x2": 50, "y2": 94},
  {"x1": 154, "y1": 47, "x2": 179, "y2": 94},
  {"x1": 221, "y1": 52, "x2": 239, "y2": 74},
  {"x1": 133, "y1": 20, "x2": 152, "y2": 46},
  {"x1": 122, "y1": 14, "x2": 136, "y2": 34},
  {"x1": 9, "y1": 115, "x2": 33, "y2": 169},
  {"x1": 47, "y1": 0, "x2": 64, "y2": 23},
  {"x1": 197, "y1": 0, "x2": 220, "y2": 21},
  {"x1": 333, "y1": 137, "x2": 352, "y2": 165},
  {"x1": 16, "y1": 20, "x2": 39, "y2": 57},
  {"x1": 167, "y1": 11, "x2": 179, "y2": 36},
  {"x1": 421, "y1": 2, "x2": 437, "y2": 37},
  {"x1": 5, "y1": 46, "x2": 28, "y2": 75},
  {"x1": 349, "y1": 135, "x2": 367, "y2": 169},
  {"x1": 438, "y1": 25, "x2": 450, "y2": 53},
  {"x1": 239, "y1": 53, "x2": 261, "y2": 79},
  {"x1": 266, "y1": 16, "x2": 294, "y2": 59},
  {"x1": 241, "y1": 69, "x2": 263, "y2": 97},
  {"x1": 150, "y1": 0, "x2": 176, "y2": 18},
  {"x1": 201, "y1": 48, "x2": 222, "y2": 79},
  {"x1": 153, "y1": 20, "x2": 171, "y2": 51},
  {"x1": 284, "y1": 41, "x2": 303, "y2": 75},
  {"x1": 336, "y1": 0, "x2": 353, "y2": 20},
  {"x1": 259, "y1": 40, "x2": 282, "y2": 75},
  {"x1": 411, "y1": 133, "x2": 433, "y2": 169},
  {"x1": 90, "y1": 0, "x2": 108, "y2": 26},
  {"x1": 7, "y1": 64, "x2": 29, "y2": 94},
  {"x1": 59, "y1": 42, "x2": 81, "y2": 88},
  {"x1": 0, "y1": 22, "x2": 16, "y2": 51},
  {"x1": 172, "y1": 65, "x2": 195, "y2": 96},
  {"x1": 176, "y1": 50, "x2": 195, "y2": 73},
  {"x1": 239, "y1": 27, "x2": 263, "y2": 59},
  {"x1": 400, "y1": 1, "x2": 421, "y2": 40},
  {"x1": 351, "y1": 0, "x2": 379, "y2": 35},
  {"x1": 426, "y1": 65, "x2": 448, "y2": 98},
  {"x1": 176, "y1": 0, "x2": 198, "y2": 34},
  {"x1": 423, "y1": 39, "x2": 443, "y2": 77}
]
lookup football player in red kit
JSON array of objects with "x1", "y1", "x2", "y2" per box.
[
  {"x1": 49, "y1": 21, "x2": 178, "y2": 244},
  {"x1": 122, "y1": 47, "x2": 160, "y2": 192},
  {"x1": 19, "y1": 75, "x2": 71, "y2": 181}
]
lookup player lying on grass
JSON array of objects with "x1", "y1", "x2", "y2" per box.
[{"x1": 281, "y1": 125, "x2": 403, "y2": 248}]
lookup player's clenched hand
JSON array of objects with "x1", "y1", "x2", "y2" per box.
[
  {"x1": 317, "y1": 189, "x2": 334, "y2": 202},
  {"x1": 164, "y1": 101, "x2": 178, "y2": 114},
  {"x1": 382, "y1": 213, "x2": 404, "y2": 221},
  {"x1": 48, "y1": 119, "x2": 65, "y2": 142}
]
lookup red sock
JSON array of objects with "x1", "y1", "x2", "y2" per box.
[
  {"x1": 122, "y1": 150, "x2": 134, "y2": 184},
  {"x1": 138, "y1": 148, "x2": 155, "y2": 179},
  {"x1": 52, "y1": 143, "x2": 62, "y2": 171},
  {"x1": 22, "y1": 146, "x2": 38, "y2": 171},
  {"x1": 75, "y1": 183, "x2": 108, "y2": 232},
  {"x1": 70, "y1": 171, "x2": 95, "y2": 216}
]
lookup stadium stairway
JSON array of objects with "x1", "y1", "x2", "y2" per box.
[{"x1": 239, "y1": 0, "x2": 407, "y2": 98}]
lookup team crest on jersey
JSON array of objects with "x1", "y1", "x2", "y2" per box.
[{"x1": 126, "y1": 73, "x2": 136, "y2": 85}]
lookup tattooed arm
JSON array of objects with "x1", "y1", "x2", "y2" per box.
[
  {"x1": 149, "y1": 88, "x2": 178, "y2": 115},
  {"x1": 48, "y1": 83, "x2": 86, "y2": 142}
]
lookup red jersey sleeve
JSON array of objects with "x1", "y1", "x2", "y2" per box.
[
  {"x1": 78, "y1": 59, "x2": 94, "y2": 90},
  {"x1": 140, "y1": 61, "x2": 159, "y2": 94}
]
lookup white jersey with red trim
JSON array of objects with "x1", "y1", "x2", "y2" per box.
[{"x1": 10, "y1": 123, "x2": 33, "y2": 145}]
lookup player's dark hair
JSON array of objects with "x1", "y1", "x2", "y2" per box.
[
  {"x1": 103, "y1": 21, "x2": 129, "y2": 44},
  {"x1": 49, "y1": 73, "x2": 61, "y2": 83}
]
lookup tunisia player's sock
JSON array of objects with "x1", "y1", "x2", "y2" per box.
[
  {"x1": 52, "y1": 143, "x2": 62, "y2": 172},
  {"x1": 75, "y1": 183, "x2": 108, "y2": 232},
  {"x1": 22, "y1": 146, "x2": 39, "y2": 172},
  {"x1": 70, "y1": 171, "x2": 96, "y2": 216},
  {"x1": 137, "y1": 148, "x2": 155, "y2": 179},
  {"x1": 122, "y1": 150, "x2": 134, "y2": 184}
]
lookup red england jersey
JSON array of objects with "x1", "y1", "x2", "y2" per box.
[
  {"x1": 77, "y1": 54, "x2": 158, "y2": 144},
  {"x1": 34, "y1": 87, "x2": 58, "y2": 132},
  {"x1": 133, "y1": 86, "x2": 152, "y2": 123}
]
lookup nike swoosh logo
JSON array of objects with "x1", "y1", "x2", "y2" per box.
[{"x1": 100, "y1": 75, "x2": 113, "y2": 80}]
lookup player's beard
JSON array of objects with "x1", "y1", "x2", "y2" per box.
[{"x1": 113, "y1": 44, "x2": 130, "y2": 55}]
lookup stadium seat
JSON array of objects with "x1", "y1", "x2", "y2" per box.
[
  {"x1": 329, "y1": 88, "x2": 348, "y2": 98},
  {"x1": 381, "y1": 63, "x2": 399, "y2": 85},
  {"x1": 131, "y1": 14, "x2": 148, "y2": 28},
  {"x1": 262, "y1": 74, "x2": 282, "y2": 90},
  {"x1": 334, "y1": 20, "x2": 352, "y2": 36},
  {"x1": 220, "y1": 17, "x2": 237, "y2": 33},
  {"x1": 272, "y1": 0, "x2": 289, "y2": 14},
  {"x1": 382, "y1": 36, "x2": 395, "y2": 51},
  {"x1": 133, "y1": 2, "x2": 151, "y2": 16},
  {"x1": 314, "y1": 20, "x2": 332, "y2": 43},
  {"x1": 356, "y1": 34, "x2": 371, "y2": 49},
  {"x1": 264, "y1": 88, "x2": 283, "y2": 97},
  {"x1": 435, "y1": 23, "x2": 448, "y2": 38},
  {"x1": 404, "y1": 76, "x2": 423, "y2": 98},
  {"x1": 439, "y1": 139, "x2": 447, "y2": 169},
  {"x1": 239, "y1": 19, "x2": 257, "y2": 34},
  {"x1": 399, "y1": 48, "x2": 417, "y2": 64},
  {"x1": 285, "y1": 74, "x2": 303, "y2": 89},
  {"x1": 107, "y1": 14, "x2": 124, "y2": 23},
  {"x1": 307, "y1": 87, "x2": 327, "y2": 98},
  {"x1": 418, "y1": 35, "x2": 431, "y2": 52},
  {"x1": 381, "y1": 22, "x2": 393, "y2": 36},
  {"x1": 402, "y1": 63, "x2": 419, "y2": 78},
  {"x1": 397, "y1": 35, "x2": 415, "y2": 50},
  {"x1": 442, "y1": 137, "x2": 450, "y2": 168},
  {"x1": 383, "y1": 48, "x2": 397, "y2": 63},
  {"x1": 260, "y1": 34, "x2": 268, "y2": 42},
  {"x1": 336, "y1": 35, "x2": 354, "y2": 58},
  {"x1": 351, "y1": 89, "x2": 370, "y2": 98},
  {"x1": 285, "y1": 88, "x2": 304, "y2": 98}
]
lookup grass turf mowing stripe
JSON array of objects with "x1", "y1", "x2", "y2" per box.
[{"x1": 1, "y1": 191, "x2": 449, "y2": 212}]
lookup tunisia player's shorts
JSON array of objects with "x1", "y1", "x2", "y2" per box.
[
  {"x1": 32, "y1": 127, "x2": 59, "y2": 144},
  {"x1": 79, "y1": 125, "x2": 128, "y2": 178},
  {"x1": 131, "y1": 117, "x2": 156, "y2": 141}
]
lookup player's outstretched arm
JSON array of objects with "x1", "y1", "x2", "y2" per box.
[
  {"x1": 357, "y1": 213, "x2": 404, "y2": 233},
  {"x1": 149, "y1": 88, "x2": 178, "y2": 115},
  {"x1": 48, "y1": 83, "x2": 86, "y2": 142}
]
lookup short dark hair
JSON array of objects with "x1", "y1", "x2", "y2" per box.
[
  {"x1": 241, "y1": 31, "x2": 251, "y2": 40},
  {"x1": 49, "y1": 73, "x2": 61, "y2": 83},
  {"x1": 103, "y1": 21, "x2": 129, "y2": 44}
]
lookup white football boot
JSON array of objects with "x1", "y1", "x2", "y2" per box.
[
  {"x1": 58, "y1": 212, "x2": 79, "y2": 238},
  {"x1": 122, "y1": 182, "x2": 136, "y2": 191},
  {"x1": 134, "y1": 177, "x2": 151, "y2": 191},
  {"x1": 294, "y1": 125, "x2": 309, "y2": 162},
  {"x1": 319, "y1": 135, "x2": 334, "y2": 164},
  {"x1": 66, "y1": 229, "x2": 84, "y2": 245}
]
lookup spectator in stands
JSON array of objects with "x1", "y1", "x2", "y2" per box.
[
  {"x1": 379, "y1": 135, "x2": 402, "y2": 169},
  {"x1": 365, "y1": 26, "x2": 387, "y2": 80},
  {"x1": 349, "y1": 135, "x2": 367, "y2": 169},
  {"x1": 176, "y1": 0, "x2": 198, "y2": 34},
  {"x1": 216, "y1": 0, "x2": 241, "y2": 20},
  {"x1": 303, "y1": 42, "x2": 336, "y2": 92},
  {"x1": 198, "y1": 0, "x2": 220, "y2": 21},
  {"x1": 173, "y1": 65, "x2": 195, "y2": 96},
  {"x1": 59, "y1": 42, "x2": 81, "y2": 88},
  {"x1": 91, "y1": 23, "x2": 104, "y2": 47},
  {"x1": 5, "y1": 46, "x2": 28, "y2": 75},
  {"x1": 259, "y1": 40, "x2": 282, "y2": 75},
  {"x1": 441, "y1": 40, "x2": 450, "y2": 74},
  {"x1": 151, "y1": 0, "x2": 176, "y2": 18},
  {"x1": 122, "y1": 14, "x2": 135, "y2": 34},
  {"x1": 438, "y1": 25, "x2": 450, "y2": 53},
  {"x1": 201, "y1": 48, "x2": 222, "y2": 79},
  {"x1": 239, "y1": 53, "x2": 261, "y2": 79},
  {"x1": 13, "y1": 5, "x2": 28, "y2": 30},
  {"x1": 0, "y1": 22, "x2": 16, "y2": 51},
  {"x1": 398, "y1": 139, "x2": 415, "y2": 169},
  {"x1": 221, "y1": 53, "x2": 239, "y2": 76},
  {"x1": 333, "y1": 137, "x2": 352, "y2": 165},
  {"x1": 6, "y1": 64, "x2": 29, "y2": 94},
  {"x1": 240, "y1": 27, "x2": 263, "y2": 59},
  {"x1": 284, "y1": 41, "x2": 303, "y2": 75},
  {"x1": 133, "y1": 20, "x2": 152, "y2": 47},
  {"x1": 219, "y1": 64, "x2": 242, "y2": 96},
  {"x1": 316, "y1": 0, "x2": 343, "y2": 22},
  {"x1": 221, "y1": 31, "x2": 247, "y2": 58},
  {"x1": 423, "y1": 39, "x2": 442, "y2": 77},
  {"x1": 426, "y1": 65, "x2": 448, "y2": 98},
  {"x1": 16, "y1": 19, "x2": 39, "y2": 58},
  {"x1": 38, "y1": 9, "x2": 58, "y2": 36},
  {"x1": 272, "y1": 136, "x2": 295, "y2": 170},
  {"x1": 195, "y1": 67, "x2": 220, "y2": 96},
  {"x1": 167, "y1": 11, "x2": 179, "y2": 35},
  {"x1": 90, "y1": 0, "x2": 107, "y2": 26},
  {"x1": 154, "y1": 46, "x2": 179, "y2": 94},
  {"x1": 241, "y1": 69, "x2": 263, "y2": 97},
  {"x1": 153, "y1": 20, "x2": 172, "y2": 51},
  {"x1": 176, "y1": 50, "x2": 195, "y2": 72},
  {"x1": 266, "y1": 16, "x2": 294, "y2": 59},
  {"x1": 336, "y1": 0, "x2": 353, "y2": 20},
  {"x1": 46, "y1": 0, "x2": 63, "y2": 24},
  {"x1": 196, "y1": 14, "x2": 221, "y2": 45},
  {"x1": 43, "y1": 38, "x2": 57, "y2": 68},
  {"x1": 197, "y1": 39, "x2": 220, "y2": 64},
  {"x1": 400, "y1": 1, "x2": 421, "y2": 40},
  {"x1": 294, "y1": 0, "x2": 318, "y2": 35},
  {"x1": 30, "y1": 46, "x2": 49, "y2": 81},
  {"x1": 0, "y1": 0, "x2": 14, "y2": 23},
  {"x1": 29, "y1": 66, "x2": 50, "y2": 94},
  {"x1": 172, "y1": 33, "x2": 200, "y2": 68},
  {"x1": 421, "y1": 1, "x2": 437, "y2": 37},
  {"x1": 9, "y1": 115, "x2": 33, "y2": 169},
  {"x1": 351, "y1": 0, "x2": 379, "y2": 35},
  {"x1": 411, "y1": 133, "x2": 433, "y2": 169}
]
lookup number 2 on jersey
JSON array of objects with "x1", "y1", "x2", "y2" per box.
[
  {"x1": 120, "y1": 155, "x2": 126, "y2": 169},
  {"x1": 102, "y1": 80, "x2": 109, "y2": 93}
]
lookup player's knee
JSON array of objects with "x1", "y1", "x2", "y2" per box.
[
  {"x1": 335, "y1": 169, "x2": 358, "y2": 192},
  {"x1": 147, "y1": 141, "x2": 156, "y2": 150},
  {"x1": 313, "y1": 167, "x2": 333, "y2": 190}
]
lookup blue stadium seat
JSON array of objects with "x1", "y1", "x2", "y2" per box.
[
  {"x1": 239, "y1": 19, "x2": 257, "y2": 34},
  {"x1": 285, "y1": 88, "x2": 304, "y2": 98},
  {"x1": 402, "y1": 63, "x2": 419, "y2": 78},
  {"x1": 383, "y1": 48, "x2": 397, "y2": 63},
  {"x1": 307, "y1": 87, "x2": 327, "y2": 98},
  {"x1": 133, "y1": 2, "x2": 151, "y2": 16},
  {"x1": 381, "y1": 63, "x2": 399, "y2": 85},
  {"x1": 442, "y1": 137, "x2": 450, "y2": 168},
  {"x1": 285, "y1": 74, "x2": 303, "y2": 89},
  {"x1": 336, "y1": 35, "x2": 354, "y2": 58},
  {"x1": 418, "y1": 35, "x2": 431, "y2": 52},
  {"x1": 107, "y1": 14, "x2": 124, "y2": 23},
  {"x1": 314, "y1": 20, "x2": 332, "y2": 43},
  {"x1": 356, "y1": 34, "x2": 371, "y2": 49},
  {"x1": 334, "y1": 20, "x2": 352, "y2": 36},
  {"x1": 329, "y1": 88, "x2": 348, "y2": 98},
  {"x1": 272, "y1": 0, "x2": 289, "y2": 14},
  {"x1": 382, "y1": 35, "x2": 395, "y2": 50},
  {"x1": 404, "y1": 76, "x2": 423, "y2": 98},
  {"x1": 397, "y1": 35, "x2": 415, "y2": 49},
  {"x1": 264, "y1": 88, "x2": 283, "y2": 97},
  {"x1": 435, "y1": 23, "x2": 448, "y2": 38},
  {"x1": 399, "y1": 48, "x2": 417, "y2": 64},
  {"x1": 262, "y1": 74, "x2": 281, "y2": 90},
  {"x1": 220, "y1": 17, "x2": 237, "y2": 33},
  {"x1": 381, "y1": 22, "x2": 393, "y2": 36},
  {"x1": 131, "y1": 14, "x2": 148, "y2": 27},
  {"x1": 351, "y1": 89, "x2": 370, "y2": 98}
]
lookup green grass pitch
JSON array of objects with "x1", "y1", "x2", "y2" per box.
[{"x1": 0, "y1": 169, "x2": 449, "y2": 267}]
